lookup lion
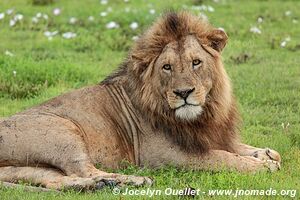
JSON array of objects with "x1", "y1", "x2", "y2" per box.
[{"x1": 0, "y1": 12, "x2": 281, "y2": 191}]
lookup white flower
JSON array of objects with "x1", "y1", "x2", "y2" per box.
[
  {"x1": 9, "y1": 19, "x2": 16, "y2": 27},
  {"x1": 199, "y1": 13, "x2": 208, "y2": 22},
  {"x1": 285, "y1": 10, "x2": 291, "y2": 16},
  {"x1": 43, "y1": 14, "x2": 48, "y2": 20},
  {"x1": 44, "y1": 31, "x2": 58, "y2": 40},
  {"x1": 100, "y1": 0, "x2": 108, "y2": 5},
  {"x1": 5, "y1": 50, "x2": 14, "y2": 57},
  {"x1": 100, "y1": 11, "x2": 107, "y2": 17},
  {"x1": 192, "y1": 5, "x2": 214, "y2": 12},
  {"x1": 257, "y1": 17, "x2": 263, "y2": 23},
  {"x1": 149, "y1": 9, "x2": 155, "y2": 14},
  {"x1": 13, "y1": 70, "x2": 17, "y2": 77},
  {"x1": 44, "y1": 30, "x2": 58, "y2": 37},
  {"x1": 207, "y1": 6, "x2": 215, "y2": 12},
  {"x1": 250, "y1": 26, "x2": 261, "y2": 34},
  {"x1": 88, "y1": 16, "x2": 95, "y2": 21},
  {"x1": 32, "y1": 17, "x2": 39, "y2": 23},
  {"x1": 6, "y1": 9, "x2": 14, "y2": 15},
  {"x1": 36, "y1": 12, "x2": 42, "y2": 18},
  {"x1": 0, "y1": 13, "x2": 5, "y2": 20},
  {"x1": 69, "y1": 17, "x2": 77, "y2": 24},
  {"x1": 124, "y1": 7, "x2": 131, "y2": 13},
  {"x1": 106, "y1": 21, "x2": 119, "y2": 29},
  {"x1": 280, "y1": 41, "x2": 287, "y2": 47},
  {"x1": 192, "y1": 5, "x2": 206, "y2": 11},
  {"x1": 62, "y1": 32, "x2": 77, "y2": 39},
  {"x1": 44, "y1": 30, "x2": 58, "y2": 40},
  {"x1": 53, "y1": 8, "x2": 61, "y2": 16},
  {"x1": 44, "y1": 31, "x2": 52, "y2": 37},
  {"x1": 107, "y1": 7, "x2": 113, "y2": 12},
  {"x1": 124, "y1": 0, "x2": 129, "y2": 2},
  {"x1": 132, "y1": 36, "x2": 139, "y2": 41},
  {"x1": 130, "y1": 22, "x2": 138, "y2": 30},
  {"x1": 280, "y1": 37, "x2": 291, "y2": 48},
  {"x1": 14, "y1": 14, "x2": 23, "y2": 21},
  {"x1": 292, "y1": 19, "x2": 298, "y2": 24}
]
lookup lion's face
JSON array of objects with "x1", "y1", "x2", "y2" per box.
[
  {"x1": 129, "y1": 12, "x2": 229, "y2": 123},
  {"x1": 125, "y1": 12, "x2": 236, "y2": 152},
  {"x1": 153, "y1": 35, "x2": 214, "y2": 121}
]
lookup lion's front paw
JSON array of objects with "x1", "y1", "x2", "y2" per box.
[
  {"x1": 115, "y1": 175, "x2": 153, "y2": 187},
  {"x1": 92, "y1": 173, "x2": 153, "y2": 188},
  {"x1": 243, "y1": 156, "x2": 280, "y2": 173},
  {"x1": 252, "y1": 148, "x2": 281, "y2": 163},
  {"x1": 264, "y1": 160, "x2": 281, "y2": 172}
]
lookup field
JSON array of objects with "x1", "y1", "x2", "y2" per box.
[{"x1": 0, "y1": 0, "x2": 299, "y2": 199}]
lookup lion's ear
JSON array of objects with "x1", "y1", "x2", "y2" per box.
[
  {"x1": 131, "y1": 53, "x2": 156, "y2": 79},
  {"x1": 131, "y1": 53, "x2": 147, "y2": 75},
  {"x1": 206, "y1": 29, "x2": 228, "y2": 52}
]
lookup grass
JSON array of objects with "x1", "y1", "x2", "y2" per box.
[{"x1": 0, "y1": 0, "x2": 299, "y2": 199}]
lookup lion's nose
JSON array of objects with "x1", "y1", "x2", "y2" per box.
[{"x1": 173, "y1": 88, "x2": 195, "y2": 99}]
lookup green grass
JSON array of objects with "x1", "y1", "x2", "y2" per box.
[{"x1": 0, "y1": 0, "x2": 299, "y2": 199}]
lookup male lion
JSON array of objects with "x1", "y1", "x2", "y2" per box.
[{"x1": 0, "y1": 12, "x2": 281, "y2": 190}]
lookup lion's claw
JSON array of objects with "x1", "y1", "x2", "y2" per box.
[{"x1": 94, "y1": 181, "x2": 106, "y2": 190}]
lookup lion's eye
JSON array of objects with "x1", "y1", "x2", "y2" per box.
[
  {"x1": 162, "y1": 64, "x2": 172, "y2": 72},
  {"x1": 192, "y1": 59, "x2": 202, "y2": 69}
]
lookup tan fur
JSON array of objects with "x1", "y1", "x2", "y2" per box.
[{"x1": 0, "y1": 12, "x2": 281, "y2": 191}]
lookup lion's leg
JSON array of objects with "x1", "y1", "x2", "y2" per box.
[
  {"x1": 62, "y1": 162, "x2": 152, "y2": 187},
  {"x1": 0, "y1": 166, "x2": 98, "y2": 191},
  {"x1": 190, "y1": 150, "x2": 280, "y2": 173},
  {"x1": 141, "y1": 135, "x2": 280, "y2": 173},
  {"x1": 234, "y1": 143, "x2": 281, "y2": 162},
  {"x1": 0, "y1": 115, "x2": 151, "y2": 188}
]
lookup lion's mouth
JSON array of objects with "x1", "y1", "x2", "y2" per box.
[
  {"x1": 174, "y1": 104, "x2": 203, "y2": 120},
  {"x1": 175, "y1": 103, "x2": 200, "y2": 110}
]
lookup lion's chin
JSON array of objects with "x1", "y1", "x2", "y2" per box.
[{"x1": 175, "y1": 105, "x2": 203, "y2": 121}]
